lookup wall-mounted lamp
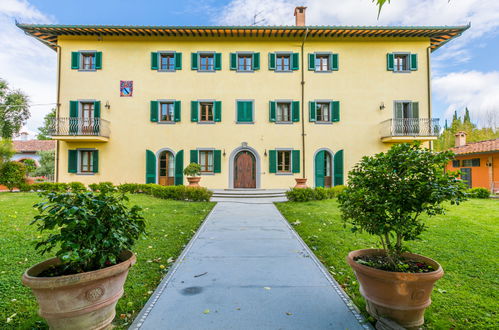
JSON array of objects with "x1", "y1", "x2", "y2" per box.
[
  {"x1": 105, "y1": 101, "x2": 111, "y2": 110},
  {"x1": 223, "y1": 149, "x2": 226, "y2": 157},
  {"x1": 379, "y1": 102, "x2": 385, "y2": 111},
  {"x1": 486, "y1": 161, "x2": 492, "y2": 167},
  {"x1": 264, "y1": 149, "x2": 267, "y2": 157}
]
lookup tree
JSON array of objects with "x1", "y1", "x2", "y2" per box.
[
  {"x1": 0, "y1": 78, "x2": 30, "y2": 139},
  {"x1": 21, "y1": 158, "x2": 37, "y2": 176},
  {"x1": 0, "y1": 139, "x2": 14, "y2": 165},
  {"x1": 37, "y1": 108, "x2": 56, "y2": 140},
  {"x1": 338, "y1": 143, "x2": 467, "y2": 271},
  {"x1": 34, "y1": 150, "x2": 55, "y2": 178},
  {"x1": 0, "y1": 161, "x2": 26, "y2": 191}
]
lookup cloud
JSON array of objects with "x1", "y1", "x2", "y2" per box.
[
  {"x1": 0, "y1": 0, "x2": 56, "y2": 138},
  {"x1": 433, "y1": 71, "x2": 499, "y2": 127}
]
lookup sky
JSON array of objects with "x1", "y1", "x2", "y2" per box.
[{"x1": 1, "y1": 0, "x2": 498, "y2": 137}]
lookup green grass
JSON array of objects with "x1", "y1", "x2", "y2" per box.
[
  {"x1": 0, "y1": 192, "x2": 214, "y2": 329},
  {"x1": 276, "y1": 198, "x2": 499, "y2": 329}
]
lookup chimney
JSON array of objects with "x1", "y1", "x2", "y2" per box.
[
  {"x1": 455, "y1": 131, "x2": 467, "y2": 147},
  {"x1": 294, "y1": 6, "x2": 307, "y2": 26}
]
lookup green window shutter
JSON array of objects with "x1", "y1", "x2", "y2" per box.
[
  {"x1": 237, "y1": 101, "x2": 252, "y2": 122},
  {"x1": 292, "y1": 150, "x2": 300, "y2": 173},
  {"x1": 175, "y1": 52, "x2": 182, "y2": 70},
  {"x1": 71, "y1": 52, "x2": 80, "y2": 69},
  {"x1": 151, "y1": 52, "x2": 158, "y2": 70},
  {"x1": 395, "y1": 102, "x2": 403, "y2": 119},
  {"x1": 237, "y1": 101, "x2": 244, "y2": 122},
  {"x1": 387, "y1": 53, "x2": 394, "y2": 71},
  {"x1": 308, "y1": 53, "x2": 315, "y2": 71},
  {"x1": 292, "y1": 101, "x2": 300, "y2": 122},
  {"x1": 191, "y1": 101, "x2": 199, "y2": 122},
  {"x1": 93, "y1": 101, "x2": 101, "y2": 118},
  {"x1": 292, "y1": 53, "x2": 299, "y2": 70},
  {"x1": 309, "y1": 101, "x2": 316, "y2": 122},
  {"x1": 70, "y1": 101, "x2": 79, "y2": 117},
  {"x1": 146, "y1": 150, "x2": 156, "y2": 184},
  {"x1": 214, "y1": 150, "x2": 221, "y2": 173},
  {"x1": 269, "y1": 101, "x2": 276, "y2": 122},
  {"x1": 411, "y1": 102, "x2": 419, "y2": 118},
  {"x1": 214, "y1": 53, "x2": 222, "y2": 70},
  {"x1": 68, "y1": 150, "x2": 77, "y2": 173},
  {"x1": 214, "y1": 101, "x2": 222, "y2": 122},
  {"x1": 150, "y1": 101, "x2": 158, "y2": 122},
  {"x1": 95, "y1": 52, "x2": 102, "y2": 69},
  {"x1": 174, "y1": 101, "x2": 181, "y2": 122},
  {"x1": 69, "y1": 101, "x2": 79, "y2": 134},
  {"x1": 230, "y1": 53, "x2": 237, "y2": 70},
  {"x1": 175, "y1": 150, "x2": 184, "y2": 185},
  {"x1": 331, "y1": 101, "x2": 340, "y2": 122},
  {"x1": 92, "y1": 150, "x2": 99, "y2": 173},
  {"x1": 252, "y1": 52, "x2": 260, "y2": 70},
  {"x1": 315, "y1": 151, "x2": 325, "y2": 187},
  {"x1": 410, "y1": 53, "x2": 418, "y2": 71},
  {"x1": 191, "y1": 53, "x2": 198, "y2": 70},
  {"x1": 268, "y1": 53, "x2": 276, "y2": 70},
  {"x1": 331, "y1": 54, "x2": 339, "y2": 71},
  {"x1": 334, "y1": 150, "x2": 344, "y2": 186},
  {"x1": 190, "y1": 150, "x2": 198, "y2": 164},
  {"x1": 269, "y1": 150, "x2": 277, "y2": 173}
]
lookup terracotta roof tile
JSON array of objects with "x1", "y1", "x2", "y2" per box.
[
  {"x1": 450, "y1": 138, "x2": 499, "y2": 155},
  {"x1": 13, "y1": 140, "x2": 56, "y2": 153}
]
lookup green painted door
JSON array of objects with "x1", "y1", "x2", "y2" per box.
[{"x1": 315, "y1": 150, "x2": 325, "y2": 187}]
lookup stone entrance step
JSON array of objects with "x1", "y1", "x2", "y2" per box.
[{"x1": 210, "y1": 189, "x2": 288, "y2": 203}]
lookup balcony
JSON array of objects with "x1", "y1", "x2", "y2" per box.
[
  {"x1": 380, "y1": 118, "x2": 440, "y2": 143},
  {"x1": 50, "y1": 117, "x2": 110, "y2": 142}
]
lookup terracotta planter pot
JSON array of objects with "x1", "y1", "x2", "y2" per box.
[
  {"x1": 347, "y1": 249, "x2": 443, "y2": 328},
  {"x1": 22, "y1": 250, "x2": 136, "y2": 330},
  {"x1": 187, "y1": 176, "x2": 201, "y2": 187},
  {"x1": 294, "y1": 178, "x2": 308, "y2": 188}
]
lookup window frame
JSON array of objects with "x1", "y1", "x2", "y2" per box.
[
  {"x1": 314, "y1": 53, "x2": 331, "y2": 72},
  {"x1": 157, "y1": 51, "x2": 176, "y2": 72},
  {"x1": 315, "y1": 101, "x2": 331, "y2": 123},
  {"x1": 276, "y1": 149, "x2": 293, "y2": 175},
  {"x1": 236, "y1": 52, "x2": 253, "y2": 72},
  {"x1": 393, "y1": 52, "x2": 411, "y2": 73},
  {"x1": 235, "y1": 99, "x2": 254, "y2": 124},
  {"x1": 275, "y1": 52, "x2": 292, "y2": 72},
  {"x1": 275, "y1": 101, "x2": 292, "y2": 124},
  {"x1": 157, "y1": 100, "x2": 176, "y2": 123},
  {"x1": 198, "y1": 52, "x2": 215, "y2": 72},
  {"x1": 79, "y1": 51, "x2": 97, "y2": 71},
  {"x1": 462, "y1": 158, "x2": 480, "y2": 167},
  {"x1": 76, "y1": 148, "x2": 96, "y2": 175},
  {"x1": 198, "y1": 101, "x2": 215, "y2": 123},
  {"x1": 197, "y1": 149, "x2": 215, "y2": 174}
]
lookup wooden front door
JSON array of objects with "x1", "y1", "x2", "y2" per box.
[
  {"x1": 158, "y1": 151, "x2": 175, "y2": 186},
  {"x1": 234, "y1": 151, "x2": 256, "y2": 188}
]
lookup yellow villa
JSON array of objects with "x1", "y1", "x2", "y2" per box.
[{"x1": 18, "y1": 7, "x2": 468, "y2": 189}]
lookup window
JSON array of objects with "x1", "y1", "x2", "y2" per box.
[
  {"x1": 82, "y1": 53, "x2": 95, "y2": 70},
  {"x1": 452, "y1": 160, "x2": 460, "y2": 167},
  {"x1": 277, "y1": 150, "x2": 292, "y2": 173},
  {"x1": 81, "y1": 102, "x2": 95, "y2": 133},
  {"x1": 200, "y1": 102, "x2": 214, "y2": 122},
  {"x1": 276, "y1": 102, "x2": 291, "y2": 122},
  {"x1": 316, "y1": 102, "x2": 330, "y2": 122},
  {"x1": 276, "y1": 54, "x2": 291, "y2": 71},
  {"x1": 394, "y1": 54, "x2": 410, "y2": 72},
  {"x1": 159, "y1": 102, "x2": 175, "y2": 122},
  {"x1": 315, "y1": 55, "x2": 329, "y2": 72},
  {"x1": 238, "y1": 54, "x2": 253, "y2": 71},
  {"x1": 462, "y1": 158, "x2": 480, "y2": 167},
  {"x1": 237, "y1": 100, "x2": 253, "y2": 123},
  {"x1": 199, "y1": 54, "x2": 214, "y2": 71},
  {"x1": 199, "y1": 150, "x2": 214, "y2": 173},
  {"x1": 79, "y1": 150, "x2": 94, "y2": 173},
  {"x1": 160, "y1": 53, "x2": 175, "y2": 71}
]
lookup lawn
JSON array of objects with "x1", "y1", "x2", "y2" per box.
[
  {"x1": 276, "y1": 198, "x2": 499, "y2": 329},
  {"x1": 0, "y1": 192, "x2": 214, "y2": 329}
]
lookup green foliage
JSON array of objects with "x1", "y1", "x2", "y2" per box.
[
  {"x1": 32, "y1": 191, "x2": 146, "y2": 275},
  {"x1": 116, "y1": 182, "x2": 212, "y2": 201},
  {"x1": 88, "y1": 181, "x2": 115, "y2": 193},
  {"x1": 67, "y1": 181, "x2": 86, "y2": 192},
  {"x1": 0, "y1": 78, "x2": 30, "y2": 139},
  {"x1": 286, "y1": 186, "x2": 346, "y2": 202},
  {"x1": 33, "y1": 150, "x2": 54, "y2": 177},
  {"x1": 21, "y1": 159, "x2": 37, "y2": 176},
  {"x1": 467, "y1": 187, "x2": 490, "y2": 199},
  {"x1": 183, "y1": 162, "x2": 201, "y2": 177},
  {"x1": 0, "y1": 161, "x2": 26, "y2": 191},
  {"x1": 0, "y1": 139, "x2": 14, "y2": 164},
  {"x1": 30, "y1": 182, "x2": 69, "y2": 192},
  {"x1": 36, "y1": 108, "x2": 55, "y2": 140},
  {"x1": 338, "y1": 143, "x2": 467, "y2": 271}
]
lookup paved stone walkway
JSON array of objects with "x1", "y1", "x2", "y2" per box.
[{"x1": 131, "y1": 201, "x2": 371, "y2": 330}]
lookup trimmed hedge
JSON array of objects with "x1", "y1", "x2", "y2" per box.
[
  {"x1": 286, "y1": 186, "x2": 346, "y2": 202},
  {"x1": 467, "y1": 187, "x2": 490, "y2": 199}
]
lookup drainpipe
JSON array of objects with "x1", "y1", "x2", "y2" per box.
[
  {"x1": 426, "y1": 45, "x2": 432, "y2": 151},
  {"x1": 300, "y1": 28, "x2": 309, "y2": 178}
]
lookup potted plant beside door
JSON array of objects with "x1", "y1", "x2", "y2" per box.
[
  {"x1": 22, "y1": 190, "x2": 145, "y2": 329},
  {"x1": 338, "y1": 143, "x2": 466, "y2": 328},
  {"x1": 184, "y1": 162, "x2": 202, "y2": 187}
]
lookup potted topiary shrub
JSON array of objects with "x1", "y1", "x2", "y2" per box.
[
  {"x1": 22, "y1": 190, "x2": 145, "y2": 329},
  {"x1": 184, "y1": 162, "x2": 202, "y2": 187},
  {"x1": 338, "y1": 143, "x2": 467, "y2": 329}
]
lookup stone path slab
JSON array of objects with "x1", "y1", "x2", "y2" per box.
[{"x1": 131, "y1": 201, "x2": 371, "y2": 330}]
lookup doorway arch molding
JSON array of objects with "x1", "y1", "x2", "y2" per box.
[
  {"x1": 313, "y1": 148, "x2": 335, "y2": 188},
  {"x1": 228, "y1": 144, "x2": 261, "y2": 189}
]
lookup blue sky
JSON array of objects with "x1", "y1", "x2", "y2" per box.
[{"x1": 1, "y1": 0, "x2": 498, "y2": 135}]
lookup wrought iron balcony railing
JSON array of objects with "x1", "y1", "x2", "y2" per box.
[
  {"x1": 380, "y1": 118, "x2": 440, "y2": 138},
  {"x1": 49, "y1": 117, "x2": 110, "y2": 137}
]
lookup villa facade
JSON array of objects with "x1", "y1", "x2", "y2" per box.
[{"x1": 18, "y1": 8, "x2": 467, "y2": 189}]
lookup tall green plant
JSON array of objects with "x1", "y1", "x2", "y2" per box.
[
  {"x1": 0, "y1": 161, "x2": 26, "y2": 191},
  {"x1": 0, "y1": 139, "x2": 14, "y2": 165},
  {"x1": 0, "y1": 78, "x2": 30, "y2": 139},
  {"x1": 338, "y1": 143, "x2": 467, "y2": 271},
  {"x1": 34, "y1": 150, "x2": 55, "y2": 177}
]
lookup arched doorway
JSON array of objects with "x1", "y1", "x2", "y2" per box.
[
  {"x1": 315, "y1": 149, "x2": 333, "y2": 188},
  {"x1": 234, "y1": 150, "x2": 256, "y2": 188},
  {"x1": 158, "y1": 150, "x2": 175, "y2": 186}
]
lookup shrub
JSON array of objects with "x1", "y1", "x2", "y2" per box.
[
  {"x1": 117, "y1": 183, "x2": 212, "y2": 202},
  {"x1": 338, "y1": 143, "x2": 467, "y2": 272},
  {"x1": 467, "y1": 187, "x2": 490, "y2": 199},
  {"x1": 19, "y1": 182, "x2": 32, "y2": 192},
  {"x1": 21, "y1": 159, "x2": 37, "y2": 176},
  {"x1": 184, "y1": 163, "x2": 201, "y2": 177},
  {"x1": 31, "y1": 182, "x2": 69, "y2": 192},
  {"x1": 32, "y1": 190, "x2": 146, "y2": 275},
  {"x1": 286, "y1": 185, "x2": 347, "y2": 202},
  {"x1": 88, "y1": 182, "x2": 115, "y2": 193},
  {"x1": 117, "y1": 183, "x2": 140, "y2": 194},
  {"x1": 0, "y1": 161, "x2": 26, "y2": 191},
  {"x1": 68, "y1": 182, "x2": 86, "y2": 192}
]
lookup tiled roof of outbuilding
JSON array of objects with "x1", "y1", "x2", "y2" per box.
[
  {"x1": 450, "y1": 138, "x2": 499, "y2": 156},
  {"x1": 13, "y1": 140, "x2": 56, "y2": 153}
]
